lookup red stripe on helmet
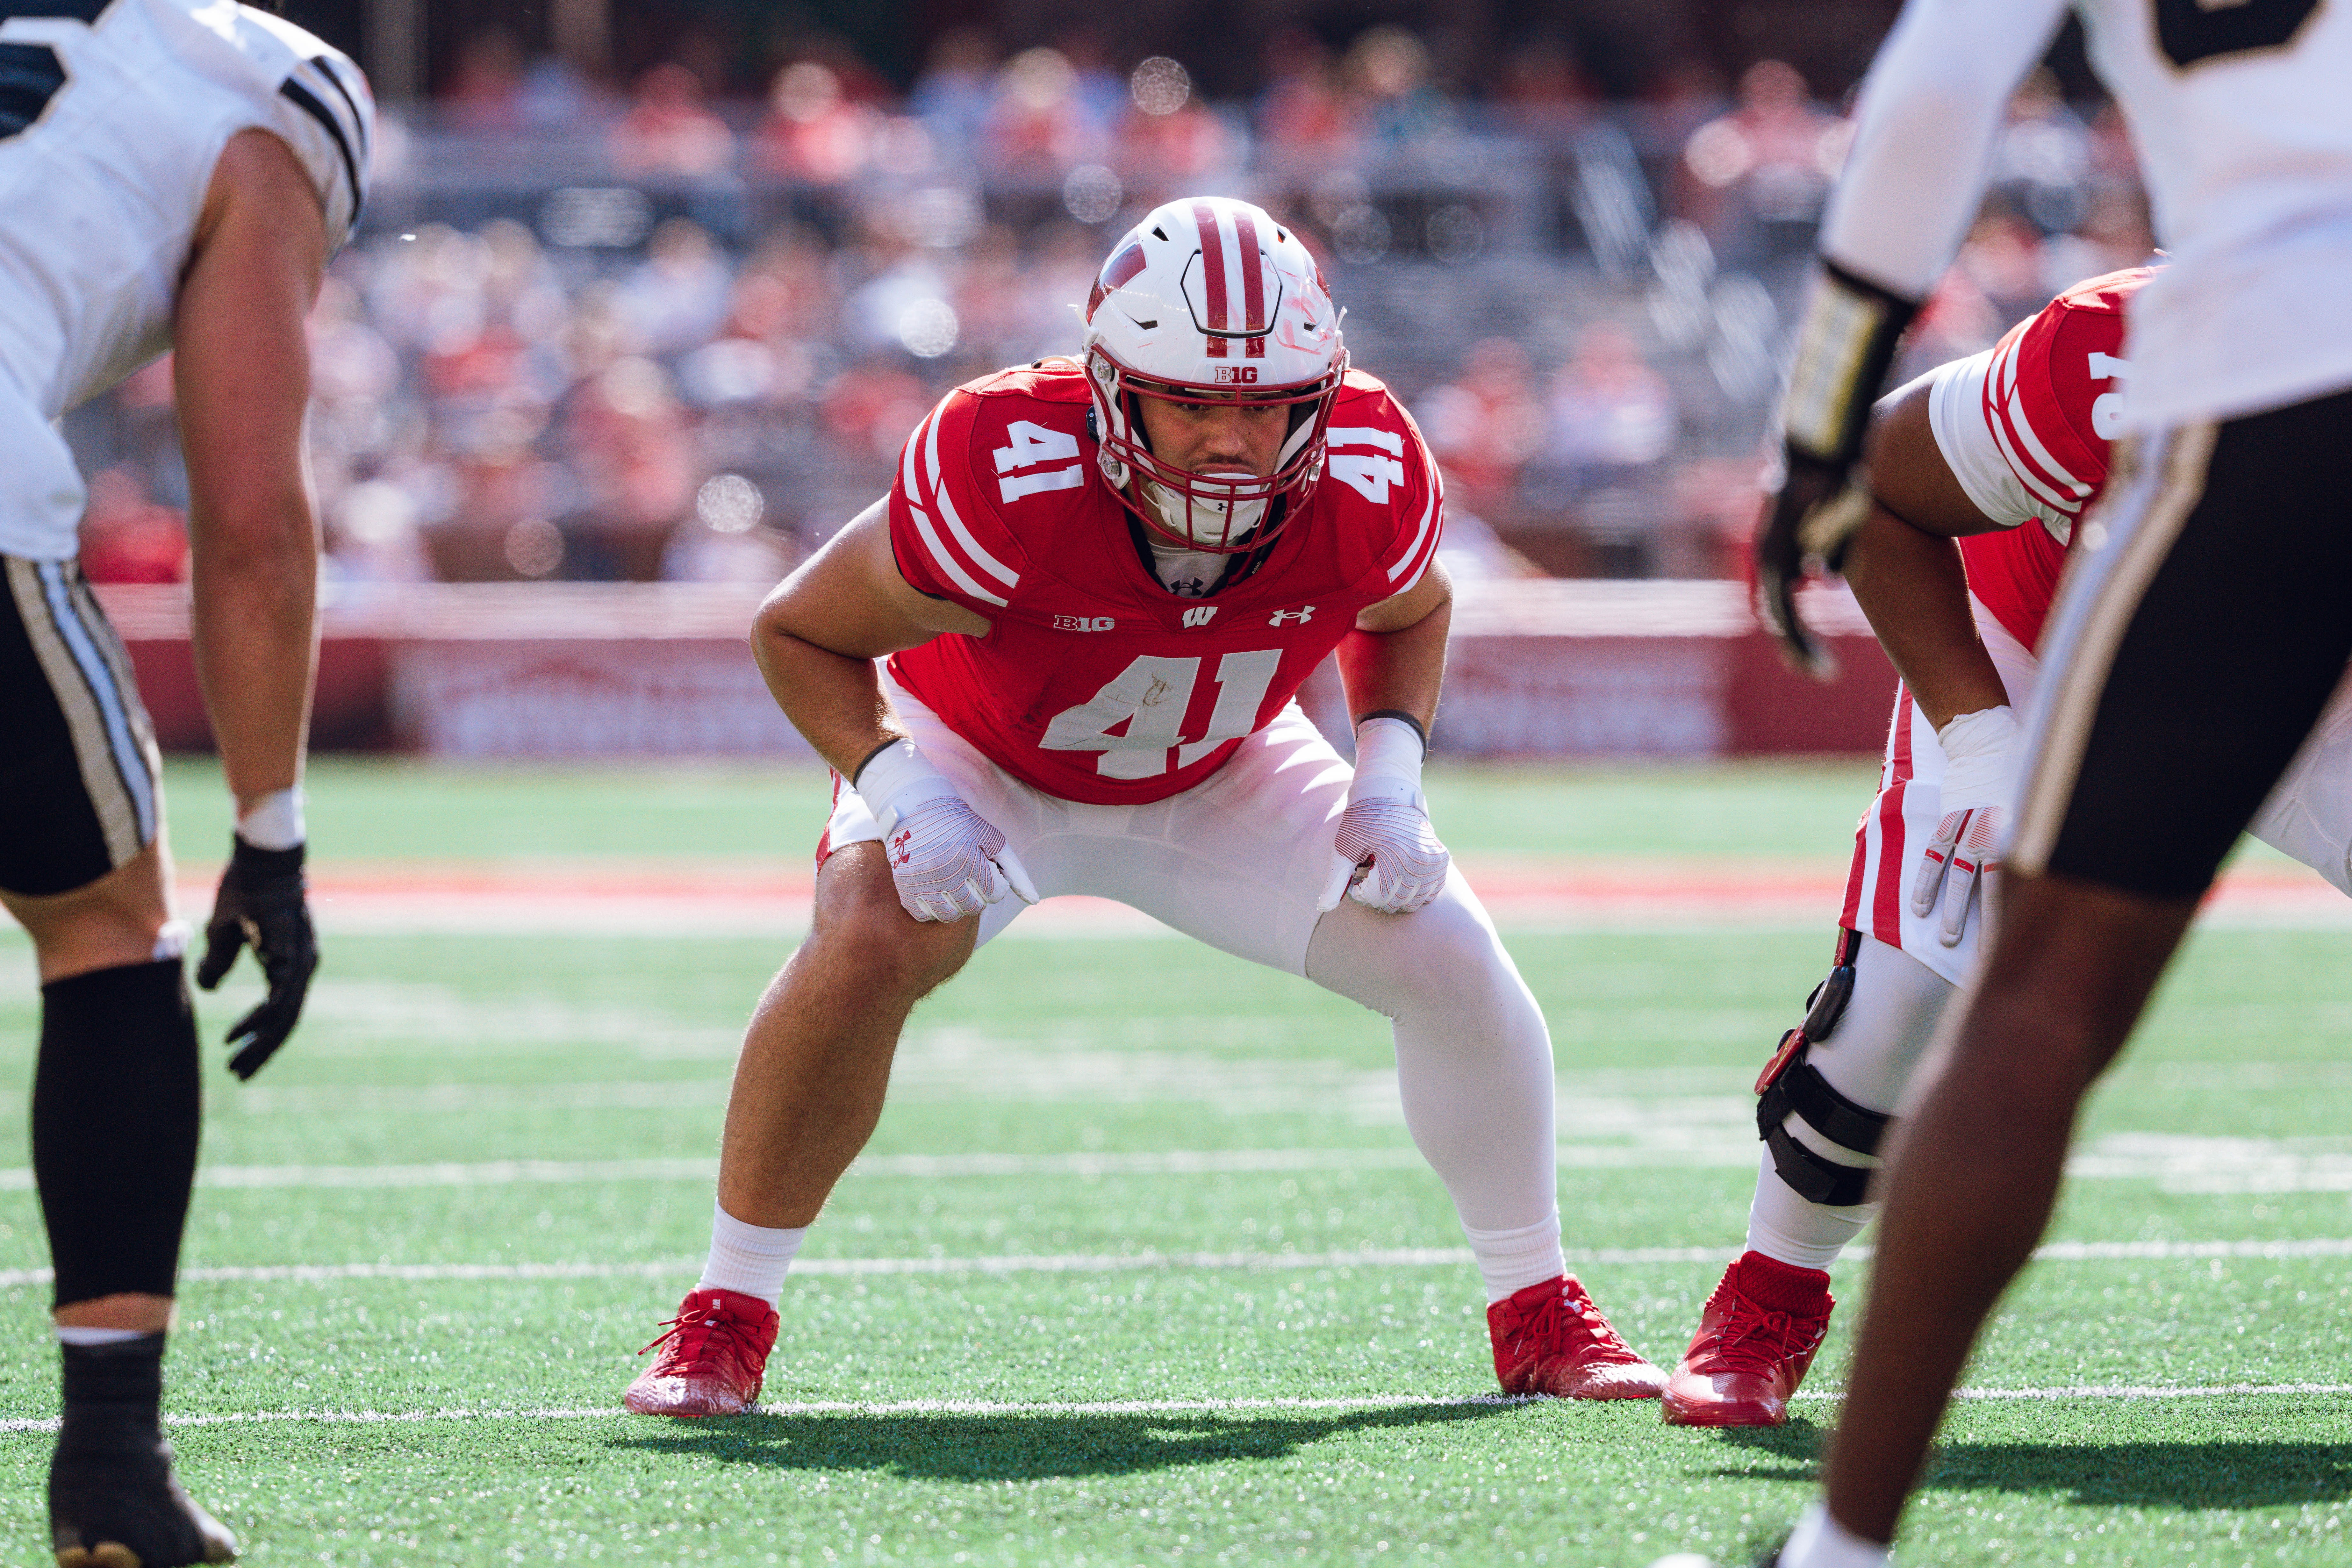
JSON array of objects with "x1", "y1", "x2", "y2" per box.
[
  {"x1": 1192, "y1": 201, "x2": 1229, "y2": 333},
  {"x1": 1231, "y1": 210, "x2": 1266, "y2": 331}
]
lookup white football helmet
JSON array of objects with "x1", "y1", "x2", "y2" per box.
[{"x1": 1081, "y1": 196, "x2": 1348, "y2": 552}]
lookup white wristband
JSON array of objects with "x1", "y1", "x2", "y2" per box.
[
  {"x1": 1934, "y1": 705, "x2": 2018, "y2": 764},
  {"x1": 852, "y1": 738, "x2": 961, "y2": 829},
  {"x1": 1350, "y1": 716, "x2": 1426, "y2": 805},
  {"x1": 236, "y1": 786, "x2": 305, "y2": 851}
]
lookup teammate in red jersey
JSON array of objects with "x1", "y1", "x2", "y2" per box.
[
  {"x1": 621, "y1": 196, "x2": 1668, "y2": 1416},
  {"x1": 1663, "y1": 267, "x2": 2352, "y2": 1429}
]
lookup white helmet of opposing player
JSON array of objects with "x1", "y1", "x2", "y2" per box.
[{"x1": 1081, "y1": 196, "x2": 1347, "y2": 552}]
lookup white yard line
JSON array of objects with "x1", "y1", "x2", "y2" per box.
[
  {"x1": 4, "y1": 1235, "x2": 2348, "y2": 1293},
  {"x1": 10, "y1": 1132, "x2": 2350, "y2": 1190},
  {"x1": 7, "y1": 1381, "x2": 2350, "y2": 1438}
]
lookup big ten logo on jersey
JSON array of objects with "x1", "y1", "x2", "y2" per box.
[
  {"x1": 1325, "y1": 428, "x2": 1407, "y2": 505},
  {"x1": 2086, "y1": 350, "x2": 2130, "y2": 440},
  {"x1": 1041, "y1": 649, "x2": 1283, "y2": 778},
  {"x1": 994, "y1": 420, "x2": 1086, "y2": 504},
  {"x1": 1054, "y1": 615, "x2": 1117, "y2": 632}
]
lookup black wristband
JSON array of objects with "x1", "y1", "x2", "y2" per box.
[
  {"x1": 1783, "y1": 258, "x2": 1922, "y2": 468},
  {"x1": 849, "y1": 738, "x2": 900, "y2": 789},
  {"x1": 1353, "y1": 710, "x2": 1428, "y2": 756}
]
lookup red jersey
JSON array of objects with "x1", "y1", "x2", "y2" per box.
[
  {"x1": 886, "y1": 361, "x2": 1443, "y2": 805},
  {"x1": 1950, "y1": 268, "x2": 2151, "y2": 649}
]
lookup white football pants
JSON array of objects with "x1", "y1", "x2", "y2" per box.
[{"x1": 824, "y1": 675, "x2": 1561, "y2": 1251}]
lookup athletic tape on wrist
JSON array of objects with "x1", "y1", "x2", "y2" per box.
[
  {"x1": 235, "y1": 787, "x2": 305, "y2": 852},
  {"x1": 1350, "y1": 715, "x2": 1426, "y2": 797}
]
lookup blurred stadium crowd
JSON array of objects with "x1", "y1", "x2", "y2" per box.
[{"x1": 65, "y1": 25, "x2": 2156, "y2": 591}]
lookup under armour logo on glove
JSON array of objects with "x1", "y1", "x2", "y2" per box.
[{"x1": 855, "y1": 738, "x2": 1040, "y2": 924}]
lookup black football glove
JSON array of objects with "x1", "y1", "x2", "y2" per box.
[
  {"x1": 195, "y1": 837, "x2": 318, "y2": 1079},
  {"x1": 1755, "y1": 259, "x2": 1920, "y2": 679}
]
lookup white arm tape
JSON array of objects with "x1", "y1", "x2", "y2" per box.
[
  {"x1": 1351, "y1": 716, "x2": 1426, "y2": 804},
  {"x1": 236, "y1": 787, "x2": 306, "y2": 851}
]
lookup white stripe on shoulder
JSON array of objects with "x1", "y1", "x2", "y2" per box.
[
  {"x1": 1385, "y1": 484, "x2": 1439, "y2": 584},
  {"x1": 923, "y1": 406, "x2": 1020, "y2": 592},
  {"x1": 1992, "y1": 386, "x2": 2089, "y2": 516},
  {"x1": 906, "y1": 505, "x2": 1008, "y2": 609},
  {"x1": 900, "y1": 409, "x2": 934, "y2": 505}
]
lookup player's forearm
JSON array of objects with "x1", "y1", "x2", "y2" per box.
[
  {"x1": 1818, "y1": 0, "x2": 2069, "y2": 299},
  {"x1": 1334, "y1": 595, "x2": 1449, "y2": 733},
  {"x1": 753, "y1": 629, "x2": 902, "y2": 778},
  {"x1": 1842, "y1": 504, "x2": 2007, "y2": 731},
  {"x1": 189, "y1": 500, "x2": 317, "y2": 807}
]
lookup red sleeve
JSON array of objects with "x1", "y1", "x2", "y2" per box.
[
  {"x1": 1381, "y1": 404, "x2": 1445, "y2": 594},
  {"x1": 1980, "y1": 277, "x2": 2135, "y2": 523},
  {"x1": 887, "y1": 390, "x2": 1031, "y2": 612},
  {"x1": 1325, "y1": 391, "x2": 1444, "y2": 596}
]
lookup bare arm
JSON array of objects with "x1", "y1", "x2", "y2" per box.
[
  {"x1": 175, "y1": 129, "x2": 328, "y2": 814},
  {"x1": 1331, "y1": 560, "x2": 1451, "y2": 736},
  {"x1": 750, "y1": 498, "x2": 990, "y2": 776},
  {"x1": 1850, "y1": 376, "x2": 2010, "y2": 731}
]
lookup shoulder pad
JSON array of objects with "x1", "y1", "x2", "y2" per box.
[
  {"x1": 964, "y1": 358, "x2": 1091, "y2": 405},
  {"x1": 204, "y1": 4, "x2": 374, "y2": 253},
  {"x1": 2051, "y1": 265, "x2": 2157, "y2": 318}
]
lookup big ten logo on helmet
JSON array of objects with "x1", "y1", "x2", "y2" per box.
[
  {"x1": 1055, "y1": 615, "x2": 1117, "y2": 632},
  {"x1": 1212, "y1": 366, "x2": 1259, "y2": 385}
]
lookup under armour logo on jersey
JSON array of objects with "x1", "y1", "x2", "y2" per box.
[
  {"x1": 1181, "y1": 605, "x2": 1218, "y2": 628},
  {"x1": 1268, "y1": 606, "x2": 1316, "y2": 627}
]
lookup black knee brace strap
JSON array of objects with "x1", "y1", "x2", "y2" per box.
[
  {"x1": 33, "y1": 960, "x2": 201, "y2": 1307},
  {"x1": 1753, "y1": 929, "x2": 1890, "y2": 1209}
]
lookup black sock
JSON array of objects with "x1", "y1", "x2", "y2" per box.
[
  {"x1": 58, "y1": 1331, "x2": 167, "y2": 1446},
  {"x1": 34, "y1": 959, "x2": 201, "y2": 1307}
]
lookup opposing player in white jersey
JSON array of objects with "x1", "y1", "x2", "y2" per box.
[
  {"x1": 0, "y1": 3, "x2": 368, "y2": 1562},
  {"x1": 1749, "y1": 0, "x2": 2352, "y2": 1563},
  {"x1": 1662, "y1": 266, "x2": 2352, "y2": 1431}
]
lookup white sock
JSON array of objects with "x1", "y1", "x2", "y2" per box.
[
  {"x1": 1780, "y1": 1500, "x2": 1890, "y2": 1568},
  {"x1": 697, "y1": 1201, "x2": 804, "y2": 1307},
  {"x1": 56, "y1": 1325, "x2": 151, "y2": 1346},
  {"x1": 1463, "y1": 1213, "x2": 1566, "y2": 1303},
  {"x1": 1746, "y1": 1148, "x2": 1873, "y2": 1271}
]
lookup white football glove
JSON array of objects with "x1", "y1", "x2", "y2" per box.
[
  {"x1": 1317, "y1": 715, "x2": 1451, "y2": 916},
  {"x1": 855, "y1": 740, "x2": 1039, "y2": 923},
  {"x1": 1910, "y1": 705, "x2": 2020, "y2": 948}
]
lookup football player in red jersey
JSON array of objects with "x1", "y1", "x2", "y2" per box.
[
  {"x1": 1665, "y1": 267, "x2": 2352, "y2": 1431},
  {"x1": 621, "y1": 197, "x2": 1669, "y2": 1416}
]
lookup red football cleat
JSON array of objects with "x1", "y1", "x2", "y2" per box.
[
  {"x1": 1661, "y1": 1251, "x2": 1834, "y2": 1427},
  {"x1": 1487, "y1": 1275, "x2": 1667, "y2": 1399},
  {"x1": 623, "y1": 1287, "x2": 780, "y2": 1417}
]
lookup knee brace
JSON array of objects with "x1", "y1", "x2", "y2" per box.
[
  {"x1": 33, "y1": 959, "x2": 201, "y2": 1307},
  {"x1": 1754, "y1": 929, "x2": 1893, "y2": 1209}
]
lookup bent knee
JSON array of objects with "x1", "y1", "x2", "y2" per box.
[
  {"x1": 1309, "y1": 885, "x2": 1532, "y2": 1016},
  {"x1": 3, "y1": 844, "x2": 178, "y2": 983},
  {"x1": 809, "y1": 848, "x2": 975, "y2": 998}
]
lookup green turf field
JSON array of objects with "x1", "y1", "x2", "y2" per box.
[{"x1": 3, "y1": 759, "x2": 2348, "y2": 1565}]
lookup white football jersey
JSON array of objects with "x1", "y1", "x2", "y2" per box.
[
  {"x1": 0, "y1": 0, "x2": 371, "y2": 560},
  {"x1": 1822, "y1": 0, "x2": 2352, "y2": 430}
]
